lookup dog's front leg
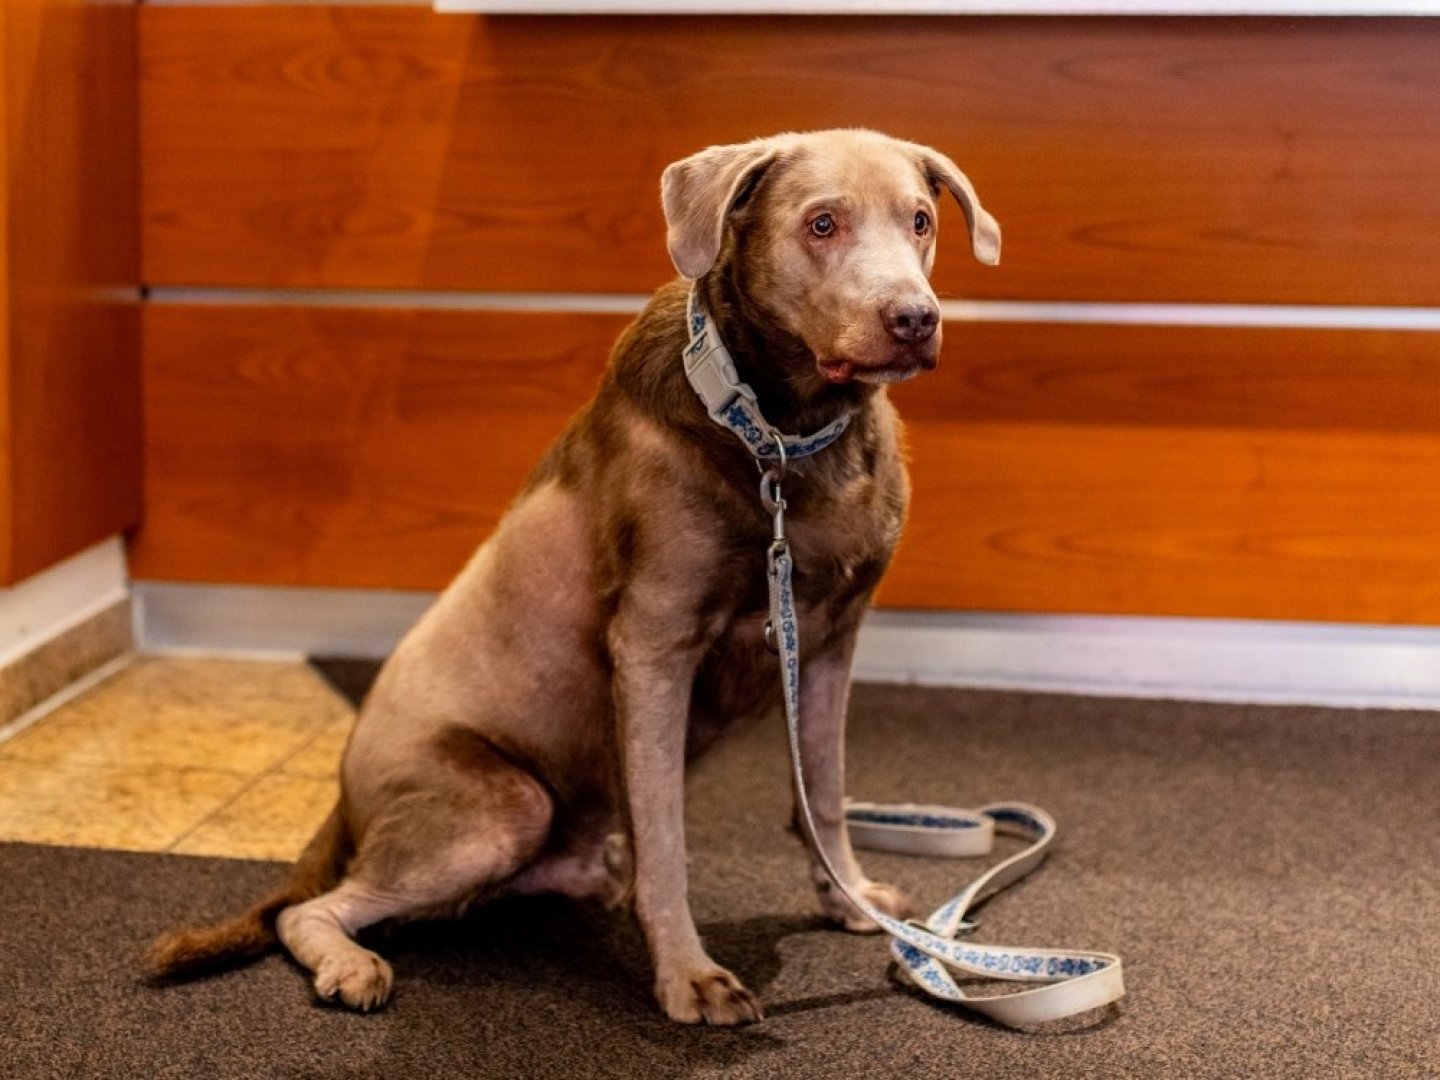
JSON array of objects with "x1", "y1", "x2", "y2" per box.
[
  {"x1": 610, "y1": 612, "x2": 763, "y2": 1026},
  {"x1": 797, "y1": 633, "x2": 913, "y2": 933}
]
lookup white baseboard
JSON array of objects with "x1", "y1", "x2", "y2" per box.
[
  {"x1": 134, "y1": 581, "x2": 1440, "y2": 710},
  {"x1": 855, "y1": 610, "x2": 1440, "y2": 709},
  {"x1": 135, "y1": 582, "x2": 433, "y2": 662},
  {"x1": 0, "y1": 539, "x2": 130, "y2": 669}
]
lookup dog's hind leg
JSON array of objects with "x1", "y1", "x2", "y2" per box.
[
  {"x1": 275, "y1": 878, "x2": 402, "y2": 1012},
  {"x1": 276, "y1": 741, "x2": 553, "y2": 1011}
]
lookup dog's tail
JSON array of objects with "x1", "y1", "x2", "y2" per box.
[{"x1": 144, "y1": 804, "x2": 351, "y2": 981}]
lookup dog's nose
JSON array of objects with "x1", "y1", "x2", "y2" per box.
[{"x1": 882, "y1": 301, "x2": 939, "y2": 345}]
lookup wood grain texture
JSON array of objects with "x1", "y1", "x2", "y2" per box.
[
  {"x1": 132, "y1": 304, "x2": 624, "y2": 589},
  {"x1": 2, "y1": 0, "x2": 141, "y2": 585},
  {"x1": 890, "y1": 322, "x2": 1440, "y2": 433},
  {"x1": 891, "y1": 421, "x2": 1440, "y2": 623},
  {"x1": 135, "y1": 305, "x2": 1440, "y2": 624},
  {"x1": 140, "y1": 10, "x2": 1440, "y2": 306},
  {"x1": 0, "y1": 0, "x2": 13, "y2": 578}
]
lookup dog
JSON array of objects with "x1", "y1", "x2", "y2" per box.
[{"x1": 146, "y1": 128, "x2": 1000, "y2": 1026}]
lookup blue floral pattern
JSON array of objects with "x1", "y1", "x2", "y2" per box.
[{"x1": 685, "y1": 296, "x2": 851, "y2": 460}]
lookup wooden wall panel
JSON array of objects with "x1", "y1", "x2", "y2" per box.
[
  {"x1": 891, "y1": 322, "x2": 1440, "y2": 433},
  {"x1": 2, "y1": 0, "x2": 141, "y2": 585},
  {"x1": 136, "y1": 305, "x2": 1440, "y2": 624},
  {"x1": 140, "y1": 11, "x2": 1440, "y2": 306},
  {"x1": 132, "y1": 304, "x2": 625, "y2": 589},
  {"x1": 892, "y1": 422, "x2": 1440, "y2": 623},
  {"x1": 0, "y1": 0, "x2": 13, "y2": 578}
]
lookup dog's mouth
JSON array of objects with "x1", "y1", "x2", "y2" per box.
[{"x1": 818, "y1": 352, "x2": 937, "y2": 386}]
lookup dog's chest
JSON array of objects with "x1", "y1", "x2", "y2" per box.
[
  {"x1": 687, "y1": 519, "x2": 890, "y2": 752},
  {"x1": 716, "y1": 477, "x2": 901, "y2": 646},
  {"x1": 785, "y1": 474, "x2": 902, "y2": 599},
  {"x1": 683, "y1": 460, "x2": 904, "y2": 749}
]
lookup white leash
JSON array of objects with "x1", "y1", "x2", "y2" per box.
[
  {"x1": 763, "y1": 467, "x2": 1125, "y2": 1026},
  {"x1": 681, "y1": 290, "x2": 1125, "y2": 1027}
]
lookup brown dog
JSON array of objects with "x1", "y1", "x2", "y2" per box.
[{"x1": 147, "y1": 128, "x2": 1000, "y2": 1025}]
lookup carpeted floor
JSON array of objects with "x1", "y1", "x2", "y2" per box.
[{"x1": 4, "y1": 683, "x2": 1438, "y2": 1079}]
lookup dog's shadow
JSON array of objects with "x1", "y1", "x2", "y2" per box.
[{"x1": 371, "y1": 896, "x2": 850, "y2": 1070}]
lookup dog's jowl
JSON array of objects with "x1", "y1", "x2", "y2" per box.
[{"x1": 147, "y1": 129, "x2": 1000, "y2": 1026}]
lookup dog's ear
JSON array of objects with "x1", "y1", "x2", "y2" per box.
[
  {"x1": 915, "y1": 148, "x2": 1002, "y2": 267},
  {"x1": 661, "y1": 139, "x2": 781, "y2": 279}
]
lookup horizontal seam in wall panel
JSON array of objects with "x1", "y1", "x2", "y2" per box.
[
  {"x1": 144, "y1": 287, "x2": 650, "y2": 315},
  {"x1": 145, "y1": 286, "x2": 1440, "y2": 330}
]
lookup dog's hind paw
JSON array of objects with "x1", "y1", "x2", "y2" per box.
[
  {"x1": 657, "y1": 967, "x2": 763, "y2": 1026},
  {"x1": 817, "y1": 876, "x2": 913, "y2": 934},
  {"x1": 313, "y1": 949, "x2": 394, "y2": 1012}
]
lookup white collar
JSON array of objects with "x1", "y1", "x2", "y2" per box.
[{"x1": 682, "y1": 291, "x2": 852, "y2": 462}]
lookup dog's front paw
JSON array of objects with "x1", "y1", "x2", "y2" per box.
[
  {"x1": 656, "y1": 966, "x2": 763, "y2": 1026},
  {"x1": 313, "y1": 949, "x2": 394, "y2": 1012},
  {"x1": 815, "y1": 875, "x2": 913, "y2": 934}
]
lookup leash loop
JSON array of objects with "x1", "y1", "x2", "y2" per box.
[{"x1": 769, "y1": 536, "x2": 1125, "y2": 1027}]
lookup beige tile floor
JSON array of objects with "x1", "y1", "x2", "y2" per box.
[{"x1": 0, "y1": 655, "x2": 354, "y2": 860}]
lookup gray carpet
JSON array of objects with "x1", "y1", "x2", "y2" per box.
[{"x1": 4, "y1": 684, "x2": 1439, "y2": 1079}]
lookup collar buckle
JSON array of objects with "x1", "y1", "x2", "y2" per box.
[
  {"x1": 683, "y1": 319, "x2": 755, "y2": 421},
  {"x1": 683, "y1": 290, "x2": 852, "y2": 463}
]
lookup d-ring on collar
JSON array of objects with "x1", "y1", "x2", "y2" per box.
[{"x1": 682, "y1": 290, "x2": 852, "y2": 462}]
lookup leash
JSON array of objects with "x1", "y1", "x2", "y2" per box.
[
  {"x1": 764, "y1": 462, "x2": 1124, "y2": 1026},
  {"x1": 684, "y1": 291, "x2": 1126, "y2": 1027}
]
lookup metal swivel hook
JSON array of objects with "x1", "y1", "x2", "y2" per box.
[{"x1": 760, "y1": 437, "x2": 789, "y2": 655}]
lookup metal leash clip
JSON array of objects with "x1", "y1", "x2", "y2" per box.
[{"x1": 761, "y1": 439, "x2": 788, "y2": 655}]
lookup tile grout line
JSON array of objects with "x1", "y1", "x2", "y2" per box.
[
  {"x1": 0, "y1": 653, "x2": 138, "y2": 749},
  {"x1": 162, "y1": 692, "x2": 353, "y2": 856}
]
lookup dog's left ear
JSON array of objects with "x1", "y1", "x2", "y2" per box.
[
  {"x1": 661, "y1": 139, "x2": 782, "y2": 279},
  {"x1": 915, "y1": 148, "x2": 1002, "y2": 267}
]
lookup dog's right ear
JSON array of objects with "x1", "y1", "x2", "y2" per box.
[{"x1": 661, "y1": 139, "x2": 781, "y2": 280}]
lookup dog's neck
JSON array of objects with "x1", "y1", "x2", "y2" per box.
[
  {"x1": 693, "y1": 270, "x2": 871, "y2": 440},
  {"x1": 683, "y1": 289, "x2": 854, "y2": 464}
]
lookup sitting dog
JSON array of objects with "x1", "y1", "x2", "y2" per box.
[{"x1": 147, "y1": 128, "x2": 1000, "y2": 1025}]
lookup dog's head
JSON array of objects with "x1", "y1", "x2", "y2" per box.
[{"x1": 662, "y1": 129, "x2": 999, "y2": 387}]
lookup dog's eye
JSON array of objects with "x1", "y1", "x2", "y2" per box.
[
  {"x1": 809, "y1": 214, "x2": 836, "y2": 239},
  {"x1": 914, "y1": 210, "x2": 932, "y2": 236}
]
